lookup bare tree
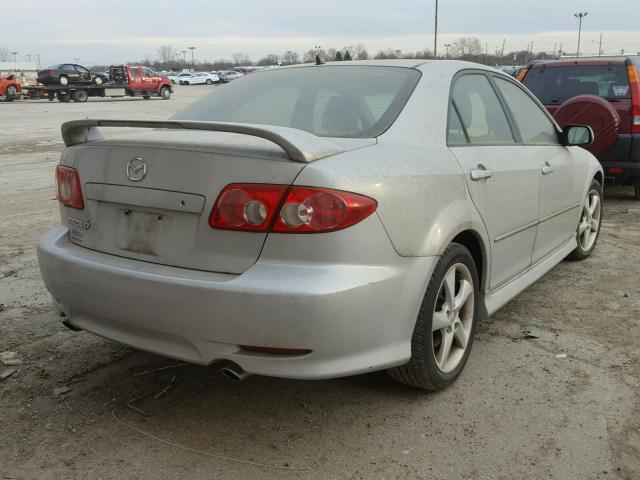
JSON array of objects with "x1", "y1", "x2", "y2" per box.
[
  {"x1": 449, "y1": 37, "x2": 482, "y2": 58},
  {"x1": 374, "y1": 49, "x2": 402, "y2": 59},
  {"x1": 257, "y1": 53, "x2": 279, "y2": 66},
  {"x1": 157, "y1": 45, "x2": 175, "y2": 63},
  {"x1": 0, "y1": 46, "x2": 10, "y2": 62},
  {"x1": 303, "y1": 48, "x2": 327, "y2": 63},
  {"x1": 232, "y1": 52, "x2": 251, "y2": 66},
  {"x1": 282, "y1": 50, "x2": 300, "y2": 64},
  {"x1": 343, "y1": 43, "x2": 369, "y2": 60}
]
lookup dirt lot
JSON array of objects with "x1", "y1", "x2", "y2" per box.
[{"x1": 1, "y1": 87, "x2": 639, "y2": 480}]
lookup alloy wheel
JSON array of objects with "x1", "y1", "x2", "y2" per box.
[
  {"x1": 578, "y1": 189, "x2": 601, "y2": 251},
  {"x1": 432, "y1": 263, "x2": 475, "y2": 373}
]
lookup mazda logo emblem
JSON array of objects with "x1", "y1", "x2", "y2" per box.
[{"x1": 126, "y1": 157, "x2": 147, "y2": 182}]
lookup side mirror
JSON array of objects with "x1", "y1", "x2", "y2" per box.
[{"x1": 560, "y1": 125, "x2": 594, "y2": 146}]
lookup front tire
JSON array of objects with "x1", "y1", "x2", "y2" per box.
[
  {"x1": 73, "y1": 89, "x2": 88, "y2": 102},
  {"x1": 160, "y1": 86, "x2": 171, "y2": 100},
  {"x1": 5, "y1": 85, "x2": 17, "y2": 101},
  {"x1": 566, "y1": 179, "x2": 603, "y2": 261},
  {"x1": 94, "y1": 76, "x2": 103, "y2": 85},
  {"x1": 388, "y1": 243, "x2": 479, "y2": 391}
]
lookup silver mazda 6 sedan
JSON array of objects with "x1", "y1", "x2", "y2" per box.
[{"x1": 38, "y1": 60, "x2": 603, "y2": 390}]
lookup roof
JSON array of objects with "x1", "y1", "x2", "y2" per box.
[{"x1": 277, "y1": 59, "x2": 432, "y2": 70}]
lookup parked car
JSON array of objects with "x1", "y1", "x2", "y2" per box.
[
  {"x1": 0, "y1": 73, "x2": 21, "y2": 101},
  {"x1": 38, "y1": 60, "x2": 602, "y2": 391},
  {"x1": 217, "y1": 70, "x2": 244, "y2": 82},
  {"x1": 165, "y1": 72, "x2": 180, "y2": 85},
  {"x1": 519, "y1": 56, "x2": 640, "y2": 198},
  {"x1": 180, "y1": 72, "x2": 220, "y2": 85},
  {"x1": 37, "y1": 64, "x2": 105, "y2": 86}
]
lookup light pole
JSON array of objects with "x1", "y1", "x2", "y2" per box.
[
  {"x1": 188, "y1": 46, "x2": 195, "y2": 69},
  {"x1": 444, "y1": 43, "x2": 451, "y2": 59},
  {"x1": 26, "y1": 54, "x2": 32, "y2": 63},
  {"x1": 182, "y1": 50, "x2": 187, "y2": 66},
  {"x1": 11, "y1": 51, "x2": 18, "y2": 63},
  {"x1": 574, "y1": 12, "x2": 587, "y2": 58},
  {"x1": 433, "y1": 0, "x2": 439, "y2": 58}
]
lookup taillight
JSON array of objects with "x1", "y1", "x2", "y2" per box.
[
  {"x1": 273, "y1": 187, "x2": 377, "y2": 233},
  {"x1": 209, "y1": 184, "x2": 377, "y2": 233},
  {"x1": 628, "y1": 64, "x2": 640, "y2": 134},
  {"x1": 55, "y1": 165, "x2": 84, "y2": 209},
  {"x1": 517, "y1": 66, "x2": 530, "y2": 82},
  {"x1": 210, "y1": 184, "x2": 288, "y2": 231}
]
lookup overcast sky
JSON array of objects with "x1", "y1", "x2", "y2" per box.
[{"x1": 3, "y1": 0, "x2": 640, "y2": 66}]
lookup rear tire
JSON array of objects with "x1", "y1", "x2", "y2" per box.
[
  {"x1": 5, "y1": 85, "x2": 17, "y2": 101},
  {"x1": 388, "y1": 243, "x2": 479, "y2": 391},
  {"x1": 566, "y1": 179, "x2": 603, "y2": 261},
  {"x1": 59, "y1": 75, "x2": 69, "y2": 86},
  {"x1": 206, "y1": 79, "x2": 213, "y2": 85},
  {"x1": 56, "y1": 92, "x2": 71, "y2": 103},
  {"x1": 143, "y1": 95, "x2": 151, "y2": 100},
  {"x1": 73, "y1": 89, "x2": 88, "y2": 102}
]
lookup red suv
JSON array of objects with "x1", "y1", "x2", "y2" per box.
[{"x1": 519, "y1": 56, "x2": 640, "y2": 198}]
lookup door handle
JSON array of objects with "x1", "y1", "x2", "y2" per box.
[
  {"x1": 470, "y1": 165, "x2": 493, "y2": 181},
  {"x1": 541, "y1": 163, "x2": 554, "y2": 175}
]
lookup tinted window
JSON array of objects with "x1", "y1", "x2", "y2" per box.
[
  {"x1": 129, "y1": 68, "x2": 142, "y2": 77},
  {"x1": 495, "y1": 78, "x2": 558, "y2": 144},
  {"x1": 143, "y1": 68, "x2": 155, "y2": 75},
  {"x1": 75, "y1": 66, "x2": 89, "y2": 74},
  {"x1": 62, "y1": 65, "x2": 76, "y2": 72},
  {"x1": 447, "y1": 103, "x2": 468, "y2": 144},
  {"x1": 173, "y1": 66, "x2": 421, "y2": 138},
  {"x1": 522, "y1": 65, "x2": 630, "y2": 104},
  {"x1": 452, "y1": 75, "x2": 515, "y2": 144}
]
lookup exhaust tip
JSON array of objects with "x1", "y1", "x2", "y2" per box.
[{"x1": 221, "y1": 363, "x2": 251, "y2": 382}]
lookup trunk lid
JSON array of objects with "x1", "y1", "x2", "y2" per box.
[{"x1": 61, "y1": 130, "x2": 374, "y2": 274}]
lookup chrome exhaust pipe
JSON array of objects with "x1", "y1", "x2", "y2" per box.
[{"x1": 221, "y1": 363, "x2": 251, "y2": 382}]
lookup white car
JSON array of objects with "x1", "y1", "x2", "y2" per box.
[
  {"x1": 38, "y1": 60, "x2": 602, "y2": 390},
  {"x1": 219, "y1": 70, "x2": 244, "y2": 82},
  {"x1": 180, "y1": 72, "x2": 220, "y2": 85}
]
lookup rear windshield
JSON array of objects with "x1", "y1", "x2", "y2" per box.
[
  {"x1": 522, "y1": 64, "x2": 630, "y2": 104},
  {"x1": 173, "y1": 66, "x2": 421, "y2": 138}
]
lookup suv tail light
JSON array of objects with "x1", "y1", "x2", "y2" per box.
[
  {"x1": 517, "y1": 66, "x2": 530, "y2": 82},
  {"x1": 628, "y1": 64, "x2": 640, "y2": 134},
  {"x1": 209, "y1": 184, "x2": 377, "y2": 233},
  {"x1": 55, "y1": 165, "x2": 84, "y2": 209}
]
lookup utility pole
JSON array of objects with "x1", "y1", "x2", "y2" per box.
[
  {"x1": 574, "y1": 12, "x2": 587, "y2": 58},
  {"x1": 189, "y1": 46, "x2": 195, "y2": 69},
  {"x1": 525, "y1": 43, "x2": 530, "y2": 65},
  {"x1": 558, "y1": 42, "x2": 563, "y2": 58},
  {"x1": 501, "y1": 38, "x2": 506, "y2": 59},
  {"x1": 182, "y1": 50, "x2": 187, "y2": 66},
  {"x1": 598, "y1": 32, "x2": 603, "y2": 56},
  {"x1": 553, "y1": 43, "x2": 557, "y2": 57},
  {"x1": 36, "y1": 54, "x2": 41, "y2": 69},
  {"x1": 444, "y1": 43, "x2": 451, "y2": 59},
  {"x1": 433, "y1": 0, "x2": 439, "y2": 58},
  {"x1": 485, "y1": 42, "x2": 488, "y2": 65},
  {"x1": 11, "y1": 51, "x2": 17, "y2": 63}
]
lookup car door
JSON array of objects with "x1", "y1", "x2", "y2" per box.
[
  {"x1": 492, "y1": 75, "x2": 584, "y2": 263},
  {"x1": 141, "y1": 67, "x2": 158, "y2": 90},
  {"x1": 448, "y1": 72, "x2": 540, "y2": 290},
  {"x1": 62, "y1": 64, "x2": 79, "y2": 83},
  {"x1": 75, "y1": 65, "x2": 91, "y2": 83},
  {"x1": 128, "y1": 67, "x2": 143, "y2": 90}
]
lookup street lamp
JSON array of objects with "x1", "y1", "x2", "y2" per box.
[
  {"x1": 182, "y1": 50, "x2": 187, "y2": 66},
  {"x1": 11, "y1": 51, "x2": 18, "y2": 63},
  {"x1": 574, "y1": 12, "x2": 587, "y2": 58},
  {"x1": 444, "y1": 43, "x2": 451, "y2": 59},
  {"x1": 188, "y1": 46, "x2": 195, "y2": 69}
]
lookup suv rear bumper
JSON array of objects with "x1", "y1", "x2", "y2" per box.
[
  {"x1": 601, "y1": 161, "x2": 640, "y2": 186},
  {"x1": 37, "y1": 226, "x2": 433, "y2": 380}
]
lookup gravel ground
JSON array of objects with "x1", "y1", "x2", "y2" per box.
[{"x1": 0, "y1": 87, "x2": 639, "y2": 480}]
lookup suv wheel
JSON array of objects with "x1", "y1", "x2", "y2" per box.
[
  {"x1": 566, "y1": 179, "x2": 603, "y2": 261},
  {"x1": 388, "y1": 243, "x2": 479, "y2": 391}
]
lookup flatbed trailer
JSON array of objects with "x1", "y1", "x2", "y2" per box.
[{"x1": 23, "y1": 65, "x2": 173, "y2": 102}]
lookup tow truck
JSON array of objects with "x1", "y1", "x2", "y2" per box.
[{"x1": 24, "y1": 65, "x2": 173, "y2": 102}]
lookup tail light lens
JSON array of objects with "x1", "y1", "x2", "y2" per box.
[
  {"x1": 627, "y1": 64, "x2": 640, "y2": 134},
  {"x1": 55, "y1": 165, "x2": 84, "y2": 209},
  {"x1": 516, "y1": 66, "x2": 530, "y2": 82},
  {"x1": 210, "y1": 184, "x2": 288, "y2": 231},
  {"x1": 273, "y1": 187, "x2": 377, "y2": 233},
  {"x1": 209, "y1": 184, "x2": 377, "y2": 233}
]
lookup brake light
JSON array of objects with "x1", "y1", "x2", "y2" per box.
[
  {"x1": 55, "y1": 165, "x2": 84, "y2": 209},
  {"x1": 273, "y1": 187, "x2": 377, "y2": 233},
  {"x1": 608, "y1": 167, "x2": 624, "y2": 174},
  {"x1": 628, "y1": 64, "x2": 640, "y2": 134},
  {"x1": 517, "y1": 66, "x2": 530, "y2": 82},
  {"x1": 209, "y1": 184, "x2": 377, "y2": 233}
]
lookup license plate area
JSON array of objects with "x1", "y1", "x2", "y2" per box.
[{"x1": 115, "y1": 209, "x2": 170, "y2": 256}]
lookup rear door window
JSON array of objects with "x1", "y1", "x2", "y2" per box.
[
  {"x1": 522, "y1": 65, "x2": 630, "y2": 104},
  {"x1": 451, "y1": 74, "x2": 515, "y2": 144},
  {"x1": 494, "y1": 77, "x2": 559, "y2": 145}
]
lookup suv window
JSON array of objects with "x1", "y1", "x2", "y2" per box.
[
  {"x1": 494, "y1": 77, "x2": 558, "y2": 144},
  {"x1": 522, "y1": 64, "x2": 631, "y2": 104},
  {"x1": 129, "y1": 68, "x2": 142, "y2": 77},
  {"x1": 451, "y1": 74, "x2": 515, "y2": 144},
  {"x1": 142, "y1": 68, "x2": 155, "y2": 76}
]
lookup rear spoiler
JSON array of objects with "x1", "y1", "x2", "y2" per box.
[{"x1": 61, "y1": 119, "x2": 346, "y2": 163}]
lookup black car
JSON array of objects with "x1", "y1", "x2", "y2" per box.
[{"x1": 37, "y1": 64, "x2": 106, "y2": 86}]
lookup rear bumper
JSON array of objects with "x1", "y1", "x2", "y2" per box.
[
  {"x1": 37, "y1": 227, "x2": 434, "y2": 379},
  {"x1": 601, "y1": 161, "x2": 640, "y2": 186}
]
